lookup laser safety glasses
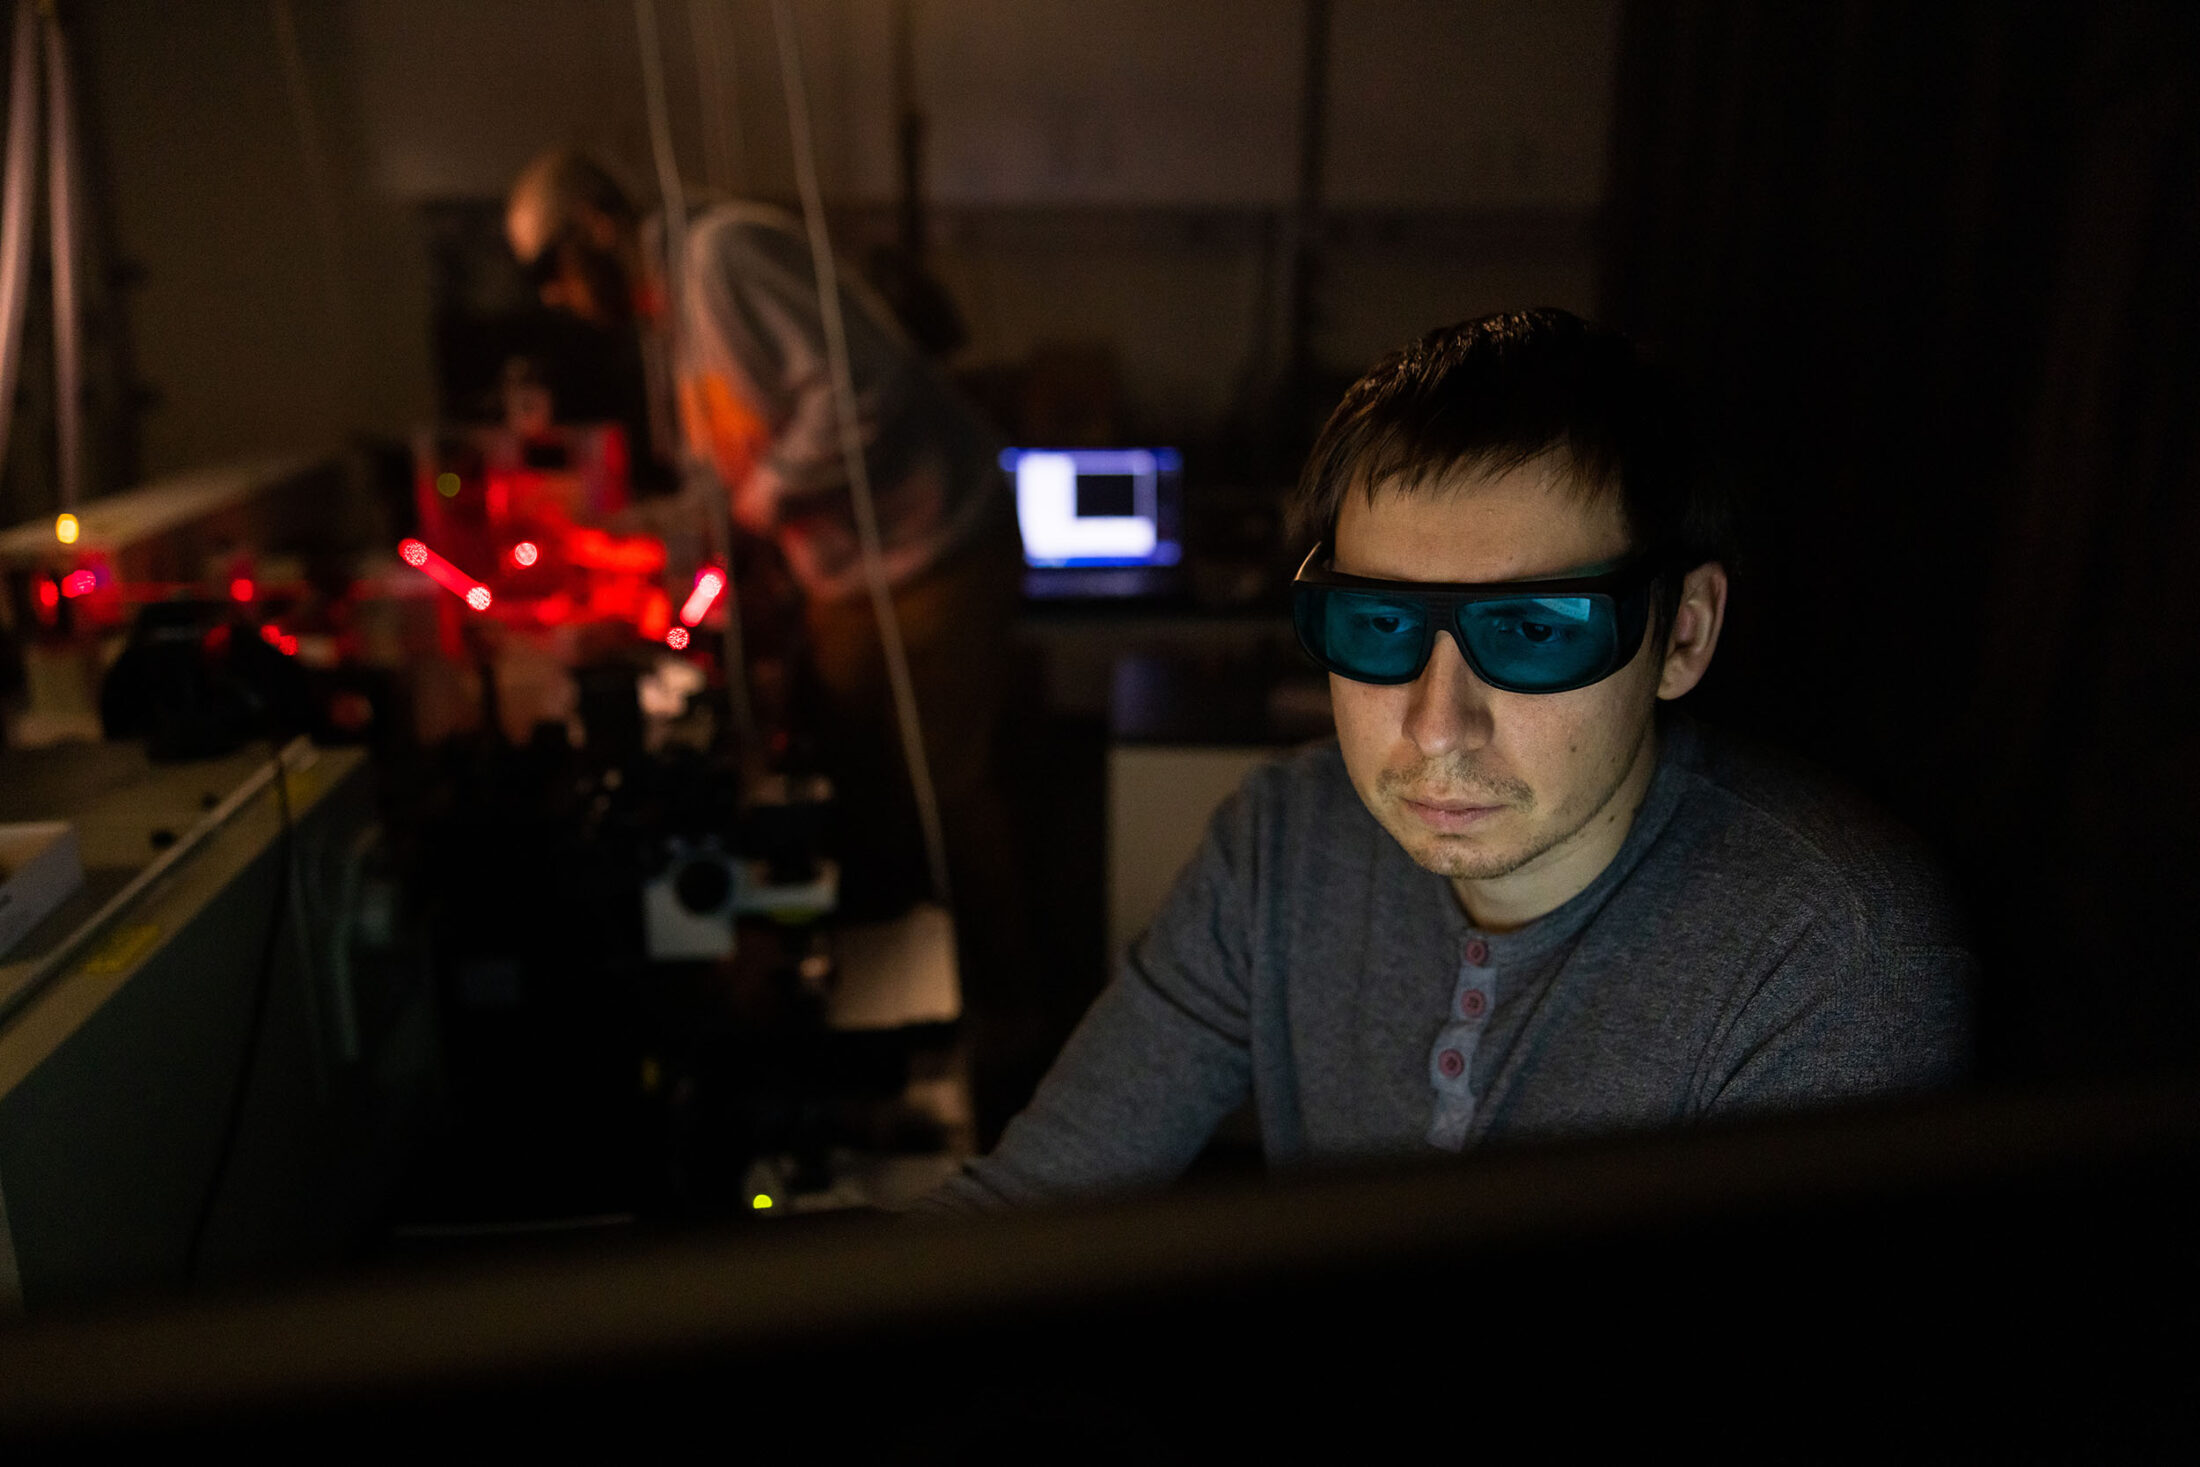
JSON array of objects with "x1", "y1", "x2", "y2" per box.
[{"x1": 1291, "y1": 541, "x2": 1658, "y2": 693}]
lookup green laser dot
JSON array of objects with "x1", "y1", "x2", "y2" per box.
[{"x1": 435, "y1": 472, "x2": 461, "y2": 498}]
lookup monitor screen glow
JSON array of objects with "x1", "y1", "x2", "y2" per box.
[{"x1": 1006, "y1": 448, "x2": 1182, "y2": 568}]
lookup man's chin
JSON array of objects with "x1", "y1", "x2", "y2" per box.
[{"x1": 1387, "y1": 821, "x2": 1535, "y2": 882}]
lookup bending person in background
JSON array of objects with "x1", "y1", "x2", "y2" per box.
[
  {"x1": 506, "y1": 148, "x2": 1034, "y2": 1138},
  {"x1": 921, "y1": 308, "x2": 1975, "y2": 1213}
]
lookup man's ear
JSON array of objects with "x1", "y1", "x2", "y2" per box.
[{"x1": 1656, "y1": 561, "x2": 1728, "y2": 701}]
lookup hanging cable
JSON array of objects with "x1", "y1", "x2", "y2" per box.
[
  {"x1": 633, "y1": 0, "x2": 687, "y2": 313},
  {"x1": 0, "y1": 0, "x2": 86, "y2": 511},
  {"x1": 185, "y1": 740, "x2": 300, "y2": 1282},
  {"x1": 636, "y1": 0, "x2": 760, "y2": 756},
  {"x1": 769, "y1": 0, "x2": 952, "y2": 907},
  {"x1": 0, "y1": 1, "x2": 44, "y2": 485},
  {"x1": 41, "y1": 3, "x2": 79, "y2": 511},
  {"x1": 689, "y1": 0, "x2": 744, "y2": 196}
]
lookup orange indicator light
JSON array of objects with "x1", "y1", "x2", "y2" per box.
[{"x1": 54, "y1": 513, "x2": 79, "y2": 545}]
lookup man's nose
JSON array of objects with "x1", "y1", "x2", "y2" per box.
[{"x1": 1400, "y1": 631, "x2": 1495, "y2": 756}]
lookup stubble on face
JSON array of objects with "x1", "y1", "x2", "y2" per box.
[
  {"x1": 1369, "y1": 753, "x2": 1536, "y2": 878},
  {"x1": 1363, "y1": 700, "x2": 1654, "y2": 884}
]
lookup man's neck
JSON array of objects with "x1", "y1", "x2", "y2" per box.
[{"x1": 1451, "y1": 719, "x2": 1661, "y2": 933}]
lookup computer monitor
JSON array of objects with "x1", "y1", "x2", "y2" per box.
[{"x1": 1005, "y1": 447, "x2": 1183, "y2": 600}]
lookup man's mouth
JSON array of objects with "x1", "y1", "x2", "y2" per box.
[{"x1": 1399, "y1": 796, "x2": 1506, "y2": 833}]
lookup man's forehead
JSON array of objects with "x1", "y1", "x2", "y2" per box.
[
  {"x1": 1338, "y1": 459, "x2": 1629, "y2": 581},
  {"x1": 1361, "y1": 447, "x2": 1609, "y2": 503},
  {"x1": 506, "y1": 189, "x2": 556, "y2": 264}
]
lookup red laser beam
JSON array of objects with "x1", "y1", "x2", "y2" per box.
[
  {"x1": 397, "y1": 539, "x2": 493, "y2": 612},
  {"x1": 680, "y1": 567, "x2": 726, "y2": 626}
]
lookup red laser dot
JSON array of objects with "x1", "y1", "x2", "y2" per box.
[
  {"x1": 230, "y1": 577, "x2": 255, "y2": 602},
  {"x1": 61, "y1": 570, "x2": 96, "y2": 598},
  {"x1": 465, "y1": 585, "x2": 493, "y2": 612},
  {"x1": 512, "y1": 541, "x2": 540, "y2": 567},
  {"x1": 36, "y1": 579, "x2": 58, "y2": 609},
  {"x1": 665, "y1": 626, "x2": 691, "y2": 650},
  {"x1": 399, "y1": 539, "x2": 429, "y2": 568},
  {"x1": 278, "y1": 635, "x2": 299, "y2": 657},
  {"x1": 261, "y1": 623, "x2": 282, "y2": 645}
]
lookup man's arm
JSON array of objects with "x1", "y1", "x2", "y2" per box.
[{"x1": 917, "y1": 783, "x2": 1269, "y2": 1214}]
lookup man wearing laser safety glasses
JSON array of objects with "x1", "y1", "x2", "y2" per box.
[{"x1": 925, "y1": 309, "x2": 1971, "y2": 1213}]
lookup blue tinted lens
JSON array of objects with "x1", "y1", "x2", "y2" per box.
[
  {"x1": 1457, "y1": 595, "x2": 1615, "y2": 690},
  {"x1": 1316, "y1": 589, "x2": 1431, "y2": 682}
]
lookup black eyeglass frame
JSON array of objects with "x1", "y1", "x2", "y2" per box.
[{"x1": 1290, "y1": 540, "x2": 1662, "y2": 693}]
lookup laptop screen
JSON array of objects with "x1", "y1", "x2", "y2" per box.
[{"x1": 1005, "y1": 448, "x2": 1183, "y2": 569}]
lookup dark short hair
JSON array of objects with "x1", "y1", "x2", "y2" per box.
[
  {"x1": 509, "y1": 148, "x2": 640, "y2": 261},
  {"x1": 1288, "y1": 309, "x2": 1732, "y2": 626}
]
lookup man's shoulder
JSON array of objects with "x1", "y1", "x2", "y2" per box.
[
  {"x1": 692, "y1": 197, "x2": 801, "y2": 233},
  {"x1": 682, "y1": 201, "x2": 811, "y2": 275},
  {"x1": 1206, "y1": 738, "x2": 1370, "y2": 869},
  {"x1": 1664, "y1": 719, "x2": 1963, "y2": 946}
]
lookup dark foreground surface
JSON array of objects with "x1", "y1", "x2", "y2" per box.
[{"x1": 4, "y1": 1079, "x2": 2197, "y2": 1460}]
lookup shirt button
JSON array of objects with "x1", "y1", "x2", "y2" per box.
[
  {"x1": 1460, "y1": 989, "x2": 1488, "y2": 1019},
  {"x1": 1437, "y1": 1048, "x2": 1466, "y2": 1079},
  {"x1": 1464, "y1": 939, "x2": 1490, "y2": 966}
]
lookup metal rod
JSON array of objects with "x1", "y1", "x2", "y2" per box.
[
  {"x1": 41, "y1": 6, "x2": 78, "y2": 510},
  {"x1": 0, "y1": 1, "x2": 45, "y2": 486}
]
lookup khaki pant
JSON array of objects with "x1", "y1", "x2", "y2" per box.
[
  {"x1": 803, "y1": 509, "x2": 1022, "y2": 826},
  {"x1": 802, "y1": 509, "x2": 1038, "y2": 1140}
]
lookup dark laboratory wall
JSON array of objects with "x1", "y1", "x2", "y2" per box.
[
  {"x1": 1599, "y1": 2, "x2": 2200, "y2": 1081},
  {"x1": 345, "y1": 0, "x2": 1615, "y2": 468},
  {"x1": 65, "y1": 0, "x2": 436, "y2": 481},
  {"x1": 41, "y1": 0, "x2": 1614, "y2": 495}
]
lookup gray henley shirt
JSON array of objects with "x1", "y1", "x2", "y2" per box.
[{"x1": 925, "y1": 712, "x2": 1974, "y2": 1213}]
